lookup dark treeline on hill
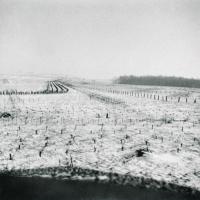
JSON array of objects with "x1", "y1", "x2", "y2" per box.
[{"x1": 114, "y1": 75, "x2": 200, "y2": 88}]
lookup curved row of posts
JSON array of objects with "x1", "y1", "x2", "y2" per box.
[{"x1": 0, "y1": 81, "x2": 69, "y2": 95}]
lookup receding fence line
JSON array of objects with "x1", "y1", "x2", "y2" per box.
[{"x1": 82, "y1": 85, "x2": 198, "y2": 104}]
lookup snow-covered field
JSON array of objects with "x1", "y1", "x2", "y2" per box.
[
  {"x1": 0, "y1": 75, "x2": 53, "y2": 92},
  {"x1": 0, "y1": 77, "x2": 200, "y2": 192}
]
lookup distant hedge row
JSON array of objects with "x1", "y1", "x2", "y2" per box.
[{"x1": 114, "y1": 75, "x2": 200, "y2": 88}]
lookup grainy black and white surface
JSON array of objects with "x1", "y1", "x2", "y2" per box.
[{"x1": 0, "y1": 0, "x2": 200, "y2": 200}]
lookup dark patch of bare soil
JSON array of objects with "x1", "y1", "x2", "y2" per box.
[
  {"x1": 0, "y1": 175, "x2": 199, "y2": 200},
  {"x1": 0, "y1": 112, "x2": 12, "y2": 118}
]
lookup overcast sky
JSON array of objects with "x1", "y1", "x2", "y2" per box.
[{"x1": 0, "y1": 0, "x2": 200, "y2": 79}]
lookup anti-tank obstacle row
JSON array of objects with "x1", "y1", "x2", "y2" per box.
[
  {"x1": 89, "y1": 92, "x2": 124, "y2": 105},
  {"x1": 0, "y1": 81, "x2": 69, "y2": 95},
  {"x1": 46, "y1": 81, "x2": 69, "y2": 93}
]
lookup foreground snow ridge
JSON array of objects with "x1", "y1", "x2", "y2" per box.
[{"x1": 1, "y1": 166, "x2": 199, "y2": 196}]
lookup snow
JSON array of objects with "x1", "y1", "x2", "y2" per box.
[{"x1": 0, "y1": 77, "x2": 200, "y2": 191}]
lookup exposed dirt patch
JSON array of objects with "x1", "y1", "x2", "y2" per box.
[{"x1": 0, "y1": 112, "x2": 12, "y2": 118}]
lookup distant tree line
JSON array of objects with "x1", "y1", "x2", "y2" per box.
[{"x1": 114, "y1": 75, "x2": 200, "y2": 88}]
